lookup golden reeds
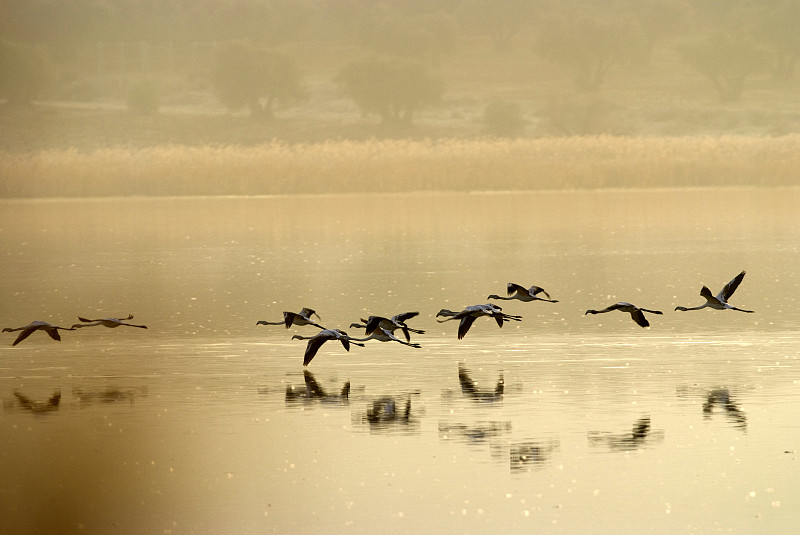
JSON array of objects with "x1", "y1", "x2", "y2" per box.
[{"x1": 1, "y1": 135, "x2": 798, "y2": 197}]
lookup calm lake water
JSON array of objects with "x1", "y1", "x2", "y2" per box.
[{"x1": 1, "y1": 189, "x2": 799, "y2": 534}]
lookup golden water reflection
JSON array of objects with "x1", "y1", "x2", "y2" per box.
[{"x1": 1, "y1": 189, "x2": 799, "y2": 534}]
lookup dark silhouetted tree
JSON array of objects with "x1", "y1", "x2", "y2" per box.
[
  {"x1": 676, "y1": 31, "x2": 766, "y2": 102},
  {"x1": 212, "y1": 40, "x2": 303, "y2": 119},
  {"x1": 0, "y1": 40, "x2": 52, "y2": 105},
  {"x1": 336, "y1": 56, "x2": 444, "y2": 125}
]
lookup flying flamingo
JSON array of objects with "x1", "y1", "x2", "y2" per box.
[
  {"x1": 674, "y1": 270, "x2": 754, "y2": 313},
  {"x1": 436, "y1": 303, "x2": 522, "y2": 339},
  {"x1": 257, "y1": 307, "x2": 325, "y2": 329},
  {"x1": 488, "y1": 283, "x2": 558, "y2": 303},
  {"x1": 347, "y1": 322, "x2": 422, "y2": 348},
  {"x1": 291, "y1": 329, "x2": 365, "y2": 366},
  {"x1": 358, "y1": 312, "x2": 425, "y2": 342},
  {"x1": 72, "y1": 314, "x2": 148, "y2": 329},
  {"x1": 584, "y1": 302, "x2": 663, "y2": 328},
  {"x1": 2, "y1": 321, "x2": 77, "y2": 346}
]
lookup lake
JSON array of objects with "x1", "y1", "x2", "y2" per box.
[{"x1": 1, "y1": 188, "x2": 798, "y2": 534}]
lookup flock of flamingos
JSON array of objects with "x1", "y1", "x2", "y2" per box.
[{"x1": 3, "y1": 271, "x2": 753, "y2": 366}]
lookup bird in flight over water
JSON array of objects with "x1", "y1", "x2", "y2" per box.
[
  {"x1": 488, "y1": 283, "x2": 558, "y2": 303},
  {"x1": 584, "y1": 302, "x2": 663, "y2": 328},
  {"x1": 72, "y1": 314, "x2": 148, "y2": 329},
  {"x1": 674, "y1": 270, "x2": 754, "y2": 313},
  {"x1": 257, "y1": 308, "x2": 325, "y2": 329},
  {"x1": 2, "y1": 321, "x2": 77, "y2": 346},
  {"x1": 436, "y1": 303, "x2": 522, "y2": 339},
  {"x1": 292, "y1": 329, "x2": 365, "y2": 366}
]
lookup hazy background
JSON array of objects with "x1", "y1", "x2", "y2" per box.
[{"x1": 2, "y1": 0, "x2": 800, "y2": 158}]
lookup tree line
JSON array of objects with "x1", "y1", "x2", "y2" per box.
[{"x1": 2, "y1": 0, "x2": 800, "y2": 126}]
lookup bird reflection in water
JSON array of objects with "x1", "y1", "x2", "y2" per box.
[
  {"x1": 458, "y1": 363, "x2": 504, "y2": 402},
  {"x1": 438, "y1": 421, "x2": 512, "y2": 444},
  {"x1": 703, "y1": 388, "x2": 747, "y2": 430},
  {"x1": 8, "y1": 389, "x2": 61, "y2": 413},
  {"x1": 508, "y1": 439, "x2": 560, "y2": 472},
  {"x1": 355, "y1": 395, "x2": 420, "y2": 434},
  {"x1": 73, "y1": 386, "x2": 147, "y2": 407},
  {"x1": 284, "y1": 369, "x2": 350, "y2": 405},
  {"x1": 588, "y1": 416, "x2": 664, "y2": 451}
]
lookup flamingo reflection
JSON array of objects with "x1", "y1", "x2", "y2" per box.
[
  {"x1": 703, "y1": 388, "x2": 747, "y2": 430},
  {"x1": 355, "y1": 395, "x2": 420, "y2": 433},
  {"x1": 366, "y1": 397, "x2": 410, "y2": 423},
  {"x1": 458, "y1": 364, "x2": 504, "y2": 401},
  {"x1": 10, "y1": 389, "x2": 61, "y2": 413},
  {"x1": 284, "y1": 369, "x2": 350, "y2": 405},
  {"x1": 73, "y1": 386, "x2": 146, "y2": 407},
  {"x1": 588, "y1": 416, "x2": 664, "y2": 451},
  {"x1": 509, "y1": 439, "x2": 560, "y2": 472},
  {"x1": 438, "y1": 421, "x2": 512, "y2": 444}
]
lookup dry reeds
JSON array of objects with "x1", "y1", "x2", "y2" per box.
[{"x1": 1, "y1": 135, "x2": 798, "y2": 198}]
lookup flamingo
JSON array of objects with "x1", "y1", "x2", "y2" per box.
[
  {"x1": 257, "y1": 307, "x2": 325, "y2": 329},
  {"x1": 357, "y1": 312, "x2": 425, "y2": 342},
  {"x1": 347, "y1": 322, "x2": 422, "y2": 348},
  {"x1": 488, "y1": 283, "x2": 558, "y2": 303},
  {"x1": 436, "y1": 303, "x2": 522, "y2": 339},
  {"x1": 2, "y1": 321, "x2": 77, "y2": 346},
  {"x1": 291, "y1": 329, "x2": 365, "y2": 366},
  {"x1": 674, "y1": 270, "x2": 754, "y2": 313},
  {"x1": 584, "y1": 302, "x2": 663, "y2": 328},
  {"x1": 72, "y1": 314, "x2": 148, "y2": 329}
]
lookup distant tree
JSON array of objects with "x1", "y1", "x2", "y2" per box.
[
  {"x1": 203, "y1": 0, "x2": 314, "y2": 45},
  {"x1": 354, "y1": 4, "x2": 458, "y2": 59},
  {"x1": 212, "y1": 40, "x2": 303, "y2": 119},
  {"x1": 336, "y1": 56, "x2": 444, "y2": 125},
  {"x1": 0, "y1": 40, "x2": 52, "y2": 105},
  {"x1": 627, "y1": 0, "x2": 692, "y2": 58},
  {"x1": 537, "y1": 15, "x2": 648, "y2": 93},
  {"x1": 456, "y1": 0, "x2": 536, "y2": 52},
  {"x1": 753, "y1": 0, "x2": 800, "y2": 81},
  {"x1": 676, "y1": 31, "x2": 766, "y2": 102}
]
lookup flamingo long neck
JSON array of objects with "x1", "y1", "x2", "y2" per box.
[
  {"x1": 347, "y1": 334, "x2": 374, "y2": 342},
  {"x1": 676, "y1": 304, "x2": 708, "y2": 311}
]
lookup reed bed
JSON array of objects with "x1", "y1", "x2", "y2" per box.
[{"x1": 1, "y1": 135, "x2": 798, "y2": 198}]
